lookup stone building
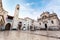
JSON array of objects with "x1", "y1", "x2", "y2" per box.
[
  {"x1": 17, "y1": 17, "x2": 34, "y2": 30},
  {"x1": 0, "y1": 0, "x2": 20, "y2": 30},
  {"x1": 0, "y1": 0, "x2": 8, "y2": 30},
  {"x1": 33, "y1": 20, "x2": 40, "y2": 30},
  {"x1": 0, "y1": 0, "x2": 38, "y2": 31},
  {"x1": 38, "y1": 12, "x2": 60, "y2": 30},
  {"x1": 24, "y1": 17, "x2": 34, "y2": 30}
]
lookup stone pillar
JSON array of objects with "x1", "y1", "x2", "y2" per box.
[{"x1": 12, "y1": 4, "x2": 20, "y2": 30}]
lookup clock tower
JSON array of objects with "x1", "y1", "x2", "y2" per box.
[{"x1": 12, "y1": 4, "x2": 20, "y2": 30}]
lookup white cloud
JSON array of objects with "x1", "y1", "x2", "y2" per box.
[
  {"x1": 40, "y1": 0, "x2": 60, "y2": 19},
  {"x1": 19, "y1": 3, "x2": 41, "y2": 20},
  {"x1": 26, "y1": 2, "x2": 34, "y2": 6}
]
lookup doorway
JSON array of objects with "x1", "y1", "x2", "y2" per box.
[
  {"x1": 5, "y1": 23, "x2": 11, "y2": 30},
  {"x1": 18, "y1": 25, "x2": 22, "y2": 30},
  {"x1": 18, "y1": 22, "x2": 22, "y2": 30},
  {"x1": 45, "y1": 24, "x2": 47, "y2": 30}
]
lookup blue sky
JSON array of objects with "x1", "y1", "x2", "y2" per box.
[{"x1": 2, "y1": 0, "x2": 60, "y2": 20}]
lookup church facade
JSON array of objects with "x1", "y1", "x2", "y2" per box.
[{"x1": 38, "y1": 12, "x2": 60, "y2": 30}]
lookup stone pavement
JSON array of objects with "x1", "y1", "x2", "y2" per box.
[{"x1": 0, "y1": 31, "x2": 60, "y2": 40}]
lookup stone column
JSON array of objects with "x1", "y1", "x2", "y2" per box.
[{"x1": 12, "y1": 4, "x2": 20, "y2": 30}]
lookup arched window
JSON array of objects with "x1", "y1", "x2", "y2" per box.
[
  {"x1": 18, "y1": 22, "x2": 22, "y2": 25},
  {"x1": 19, "y1": 22, "x2": 22, "y2": 23},
  {"x1": 42, "y1": 15, "x2": 47, "y2": 19},
  {"x1": 17, "y1": 7, "x2": 19, "y2": 10},
  {"x1": 51, "y1": 20, "x2": 54, "y2": 24}
]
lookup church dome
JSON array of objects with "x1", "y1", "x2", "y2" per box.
[
  {"x1": 40, "y1": 11, "x2": 49, "y2": 16},
  {"x1": 40, "y1": 11, "x2": 50, "y2": 18},
  {"x1": 52, "y1": 12, "x2": 57, "y2": 16}
]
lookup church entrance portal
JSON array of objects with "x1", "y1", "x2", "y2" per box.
[{"x1": 45, "y1": 24, "x2": 47, "y2": 30}]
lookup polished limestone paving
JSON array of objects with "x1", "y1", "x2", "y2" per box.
[{"x1": 0, "y1": 30, "x2": 60, "y2": 40}]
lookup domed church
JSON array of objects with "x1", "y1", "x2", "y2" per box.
[{"x1": 38, "y1": 12, "x2": 60, "y2": 30}]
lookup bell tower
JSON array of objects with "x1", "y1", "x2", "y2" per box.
[{"x1": 12, "y1": 4, "x2": 20, "y2": 30}]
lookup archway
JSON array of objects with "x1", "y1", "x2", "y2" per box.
[
  {"x1": 30, "y1": 26, "x2": 32, "y2": 30},
  {"x1": 5, "y1": 23, "x2": 11, "y2": 30},
  {"x1": 18, "y1": 22, "x2": 22, "y2": 30},
  {"x1": 18, "y1": 25, "x2": 22, "y2": 30},
  {"x1": 45, "y1": 24, "x2": 47, "y2": 30}
]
